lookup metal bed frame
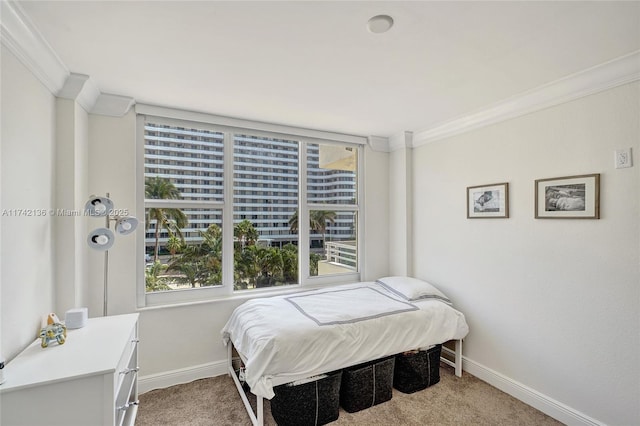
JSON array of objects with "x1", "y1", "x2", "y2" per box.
[{"x1": 227, "y1": 339, "x2": 463, "y2": 426}]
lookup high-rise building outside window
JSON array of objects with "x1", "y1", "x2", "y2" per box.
[{"x1": 139, "y1": 113, "x2": 361, "y2": 306}]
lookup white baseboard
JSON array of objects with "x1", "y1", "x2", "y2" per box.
[
  {"x1": 138, "y1": 360, "x2": 228, "y2": 394},
  {"x1": 462, "y1": 357, "x2": 604, "y2": 426},
  {"x1": 139, "y1": 356, "x2": 604, "y2": 426}
]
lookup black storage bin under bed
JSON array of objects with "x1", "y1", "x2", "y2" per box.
[
  {"x1": 393, "y1": 344, "x2": 442, "y2": 394},
  {"x1": 270, "y1": 370, "x2": 342, "y2": 426},
  {"x1": 339, "y1": 356, "x2": 395, "y2": 413}
]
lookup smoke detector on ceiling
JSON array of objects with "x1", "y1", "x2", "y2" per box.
[{"x1": 367, "y1": 15, "x2": 394, "y2": 34}]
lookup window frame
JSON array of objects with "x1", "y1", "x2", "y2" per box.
[{"x1": 136, "y1": 107, "x2": 365, "y2": 308}]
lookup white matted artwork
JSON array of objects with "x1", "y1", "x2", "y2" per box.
[
  {"x1": 535, "y1": 173, "x2": 600, "y2": 219},
  {"x1": 466, "y1": 182, "x2": 509, "y2": 219}
]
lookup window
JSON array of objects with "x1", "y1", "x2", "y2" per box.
[{"x1": 137, "y1": 110, "x2": 363, "y2": 306}]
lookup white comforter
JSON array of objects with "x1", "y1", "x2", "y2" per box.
[{"x1": 221, "y1": 281, "x2": 469, "y2": 399}]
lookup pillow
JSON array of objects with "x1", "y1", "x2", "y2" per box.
[{"x1": 376, "y1": 276, "x2": 452, "y2": 304}]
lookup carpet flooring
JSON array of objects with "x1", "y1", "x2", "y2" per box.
[{"x1": 136, "y1": 364, "x2": 564, "y2": 425}]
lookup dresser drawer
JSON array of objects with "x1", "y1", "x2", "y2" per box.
[
  {"x1": 116, "y1": 345, "x2": 138, "y2": 426},
  {"x1": 116, "y1": 326, "x2": 139, "y2": 381},
  {"x1": 115, "y1": 324, "x2": 139, "y2": 426}
]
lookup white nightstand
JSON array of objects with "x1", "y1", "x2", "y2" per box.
[{"x1": 0, "y1": 313, "x2": 139, "y2": 426}]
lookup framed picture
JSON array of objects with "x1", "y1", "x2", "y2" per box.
[
  {"x1": 535, "y1": 173, "x2": 600, "y2": 219},
  {"x1": 466, "y1": 182, "x2": 509, "y2": 218}
]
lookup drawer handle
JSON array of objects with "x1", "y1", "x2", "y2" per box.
[
  {"x1": 119, "y1": 367, "x2": 140, "y2": 375},
  {"x1": 117, "y1": 400, "x2": 139, "y2": 412},
  {"x1": 131, "y1": 338, "x2": 140, "y2": 343}
]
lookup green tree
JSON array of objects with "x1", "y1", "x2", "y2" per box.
[
  {"x1": 309, "y1": 253, "x2": 321, "y2": 276},
  {"x1": 288, "y1": 209, "x2": 300, "y2": 233},
  {"x1": 166, "y1": 235, "x2": 183, "y2": 259},
  {"x1": 311, "y1": 210, "x2": 337, "y2": 251},
  {"x1": 288, "y1": 209, "x2": 336, "y2": 243},
  {"x1": 145, "y1": 177, "x2": 188, "y2": 261},
  {"x1": 234, "y1": 219, "x2": 259, "y2": 249},
  {"x1": 234, "y1": 243, "x2": 259, "y2": 289},
  {"x1": 290, "y1": 209, "x2": 337, "y2": 258},
  {"x1": 145, "y1": 261, "x2": 171, "y2": 292},
  {"x1": 281, "y1": 243, "x2": 298, "y2": 283},
  {"x1": 255, "y1": 246, "x2": 284, "y2": 287},
  {"x1": 171, "y1": 262, "x2": 202, "y2": 288},
  {"x1": 170, "y1": 224, "x2": 223, "y2": 287}
]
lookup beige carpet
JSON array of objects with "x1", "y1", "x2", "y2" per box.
[{"x1": 136, "y1": 364, "x2": 563, "y2": 425}]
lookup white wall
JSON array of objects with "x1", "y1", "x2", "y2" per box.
[
  {"x1": 0, "y1": 46, "x2": 57, "y2": 360},
  {"x1": 389, "y1": 147, "x2": 412, "y2": 276},
  {"x1": 55, "y1": 98, "x2": 90, "y2": 314},
  {"x1": 362, "y1": 145, "x2": 390, "y2": 281},
  {"x1": 411, "y1": 82, "x2": 639, "y2": 425},
  {"x1": 87, "y1": 112, "x2": 138, "y2": 317}
]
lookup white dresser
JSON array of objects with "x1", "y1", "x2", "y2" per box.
[{"x1": 0, "y1": 313, "x2": 139, "y2": 426}]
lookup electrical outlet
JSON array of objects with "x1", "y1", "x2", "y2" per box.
[{"x1": 615, "y1": 148, "x2": 632, "y2": 169}]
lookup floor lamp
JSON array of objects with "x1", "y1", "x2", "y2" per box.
[{"x1": 86, "y1": 194, "x2": 138, "y2": 316}]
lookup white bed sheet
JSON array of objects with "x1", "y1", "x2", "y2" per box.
[{"x1": 221, "y1": 281, "x2": 469, "y2": 399}]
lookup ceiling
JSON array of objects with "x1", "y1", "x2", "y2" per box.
[{"x1": 16, "y1": 1, "x2": 640, "y2": 138}]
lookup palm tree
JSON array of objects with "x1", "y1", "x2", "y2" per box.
[
  {"x1": 288, "y1": 209, "x2": 336, "y2": 257},
  {"x1": 234, "y1": 219, "x2": 258, "y2": 248},
  {"x1": 288, "y1": 210, "x2": 336, "y2": 238},
  {"x1": 311, "y1": 210, "x2": 336, "y2": 252},
  {"x1": 145, "y1": 261, "x2": 171, "y2": 292},
  {"x1": 234, "y1": 244, "x2": 260, "y2": 289},
  {"x1": 281, "y1": 243, "x2": 298, "y2": 283},
  {"x1": 145, "y1": 177, "x2": 188, "y2": 261},
  {"x1": 166, "y1": 235, "x2": 183, "y2": 259},
  {"x1": 309, "y1": 253, "x2": 321, "y2": 276},
  {"x1": 255, "y1": 246, "x2": 284, "y2": 287},
  {"x1": 170, "y1": 224, "x2": 223, "y2": 287},
  {"x1": 288, "y1": 209, "x2": 299, "y2": 234}
]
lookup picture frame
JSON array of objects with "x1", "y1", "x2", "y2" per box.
[
  {"x1": 534, "y1": 173, "x2": 600, "y2": 219},
  {"x1": 466, "y1": 182, "x2": 509, "y2": 219}
]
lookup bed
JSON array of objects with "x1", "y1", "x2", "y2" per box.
[{"x1": 221, "y1": 276, "x2": 469, "y2": 426}]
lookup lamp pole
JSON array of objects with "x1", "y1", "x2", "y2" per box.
[{"x1": 103, "y1": 192, "x2": 110, "y2": 317}]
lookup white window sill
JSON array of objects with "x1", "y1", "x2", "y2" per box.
[{"x1": 138, "y1": 273, "x2": 361, "y2": 311}]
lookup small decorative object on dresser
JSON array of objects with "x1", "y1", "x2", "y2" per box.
[
  {"x1": 39, "y1": 312, "x2": 67, "y2": 348},
  {"x1": 65, "y1": 307, "x2": 88, "y2": 329},
  {"x1": 0, "y1": 313, "x2": 139, "y2": 426},
  {"x1": 39, "y1": 323, "x2": 67, "y2": 348}
]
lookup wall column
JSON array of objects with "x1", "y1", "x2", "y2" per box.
[
  {"x1": 54, "y1": 75, "x2": 93, "y2": 314},
  {"x1": 388, "y1": 131, "x2": 413, "y2": 276}
]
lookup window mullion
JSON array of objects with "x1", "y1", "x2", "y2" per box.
[
  {"x1": 306, "y1": 203, "x2": 358, "y2": 212},
  {"x1": 136, "y1": 114, "x2": 147, "y2": 308},
  {"x1": 222, "y1": 131, "x2": 235, "y2": 294},
  {"x1": 357, "y1": 146, "x2": 364, "y2": 275},
  {"x1": 145, "y1": 199, "x2": 224, "y2": 209},
  {"x1": 299, "y1": 141, "x2": 309, "y2": 285}
]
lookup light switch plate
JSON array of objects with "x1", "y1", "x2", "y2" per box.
[{"x1": 615, "y1": 148, "x2": 632, "y2": 169}]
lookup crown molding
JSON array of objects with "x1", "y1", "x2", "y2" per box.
[
  {"x1": 389, "y1": 131, "x2": 413, "y2": 152},
  {"x1": 0, "y1": 0, "x2": 69, "y2": 94},
  {"x1": 413, "y1": 50, "x2": 640, "y2": 147},
  {"x1": 367, "y1": 131, "x2": 413, "y2": 152},
  {"x1": 58, "y1": 73, "x2": 101, "y2": 112},
  {"x1": 1, "y1": 1, "x2": 134, "y2": 117},
  {"x1": 367, "y1": 136, "x2": 390, "y2": 152},
  {"x1": 92, "y1": 93, "x2": 136, "y2": 117}
]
